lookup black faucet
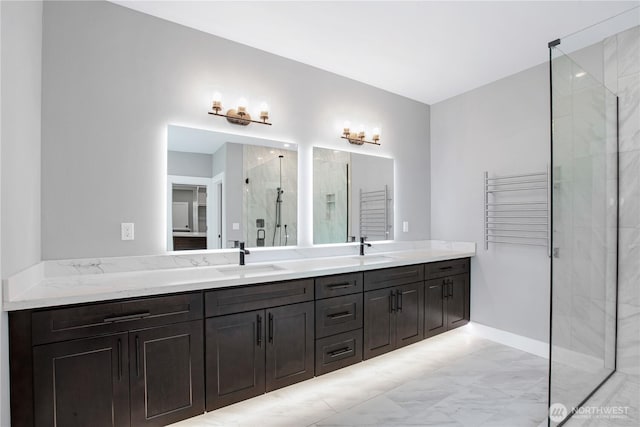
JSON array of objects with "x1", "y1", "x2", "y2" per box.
[
  {"x1": 239, "y1": 241, "x2": 250, "y2": 265},
  {"x1": 359, "y1": 237, "x2": 372, "y2": 256}
]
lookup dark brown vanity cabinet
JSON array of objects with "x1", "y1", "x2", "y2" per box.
[
  {"x1": 363, "y1": 266, "x2": 425, "y2": 359},
  {"x1": 22, "y1": 292, "x2": 205, "y2": 427},
  {"x1": 425, "y1": 258, "x2": 471, "y2": 338},
  {"x1": 205, "y1": 279, "x2": 315, "y2": 411},
  {"x1": 314, "y1": 273, "x2": 364, "y2": 375}
]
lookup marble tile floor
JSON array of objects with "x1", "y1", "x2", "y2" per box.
[{"x1": 171, "y1": 328, "x2": 549, "y2": 427}]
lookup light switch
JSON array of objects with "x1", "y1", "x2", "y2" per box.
[
  {"x1": 403, "y1": 221, "x2": 409, "y2": 233},
  {"x1": 121, "y1": 223, "x2": 134, "y2": 240},
  {"x1": 232, "y1": 222, "x2": 240, "y2": 230}
]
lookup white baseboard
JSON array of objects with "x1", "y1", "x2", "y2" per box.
[{"x1": 461, "y1": 322, "x2": 549, "y2": 359}]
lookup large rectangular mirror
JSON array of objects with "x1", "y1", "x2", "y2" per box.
[
  {"x1": 313, "y1": 147, "x2": 393, "y2": 244},
  {"x1": 168, "y1": 125, "x2": 297, "y2": 250}
]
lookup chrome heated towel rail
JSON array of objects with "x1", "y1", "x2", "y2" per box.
[{"x1": 484, "y1": 168, "x2": 550, "y2": 255}]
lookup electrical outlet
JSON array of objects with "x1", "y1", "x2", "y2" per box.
[
  {"x1": 121, "y1": 223, "x2": 134, "y2": 240},
  {"x1": 403, "y1": 221, "x2": 409, "y2": 233},
  {"x1": 232, "y1": 222, "x2": 240, "y2": 230}
]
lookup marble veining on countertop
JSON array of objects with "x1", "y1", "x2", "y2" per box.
[{"x1": 2, "y1": 240, "x2": 475, "y2": 311}]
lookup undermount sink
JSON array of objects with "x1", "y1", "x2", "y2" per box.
[
  {"x1": 351, "y1": 255, "x2": 395, "y2": 263},
  {"x1": 216, "y1": 264, "x2": 286, "y2": 275}
]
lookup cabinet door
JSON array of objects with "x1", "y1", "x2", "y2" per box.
[
  {"x1": 425, "y1": 278, "x2": 447, "y2": 338},
  {"x1": 33, "y1": 333, "x2": 130, "y2": 427},
  {"x1": 395, "y1": 282, "x2": 424, "y2": 348},
  {"x1": 447, "y1": 274, "x2": 470, "y2": 330},
  {"x1": 266, "y1": 302, "x2": 315, "y2": 392},
  {"x1": 363, "y1": 288, "x2": 396, "y2": 359},
  {"x1": 130, "y1": 321, "x2": 204, "y2": 426},
  {"x1": 206, "y1": 311, "x2": 265, "y2": 410}
]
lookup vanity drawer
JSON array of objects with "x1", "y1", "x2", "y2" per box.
[
  {"x1": 364, "y1": 264, "x2": 424, "y2": 291},
  {"x1": 315, "y1": 329, "x2": 363, "y2": 376},
  {"x1": 315, "y1": 273, "x2": 363, "y2": 299},
  {"x1": 32, "y1": 292, "x2": 203, "y2": 345},
  {"x1": 425, "y1": 258, "x2": 470, "y2": 280},
  {"x1": 315, "y1": 293, "x2": 363, "y2": 338},
  {"x1": 205, "y1": 279, "x2": 314, "y2": 317}
]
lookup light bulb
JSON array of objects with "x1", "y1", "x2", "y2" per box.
[
  {"x1": 259, "y1": 102, "x2": 269, "y2": 113},
  {"x1": 237, "y1": 97, "x2": 248, "y2": 115},
  {"x1": 212, "y1": 91, "x2": 223, "y2": 111}
]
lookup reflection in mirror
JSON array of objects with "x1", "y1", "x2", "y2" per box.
[
  {"x1": 167, "y1": 125, "x2": 297, "y2": 250},
  {"x1": 313, "y1": 147, "x2": 393, "y2": 244}
]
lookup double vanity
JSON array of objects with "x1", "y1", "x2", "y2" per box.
[{"x1": 4, "y1": 241, "x2": 474, "y2": 427}]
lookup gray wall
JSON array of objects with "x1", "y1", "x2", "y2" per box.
[
  {"x1": 1, "y1": 1, "x2": 43, "y2": 423},
  {"x1": 167, "y1": 151, "x2": 213, "y2": 178},
  {"x1": 225, "y1": 143, "x2": 244, "y2": 244},
  {"x1": 1, "y1": 0, "x2": 42, "y2": 277},
  {"x1": 431, "y1": 63, "x2": 551, "y2": 343},
  {"x1": 41, "y1": 0, "x2": 430, "y2": 260}
]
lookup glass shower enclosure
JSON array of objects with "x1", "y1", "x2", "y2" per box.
[{"x1": 547, "y1": 8, "x2": 640, "y2": 424}]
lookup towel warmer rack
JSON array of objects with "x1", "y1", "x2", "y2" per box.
[
  {"x1": 484, "y1": 168, "x2": 550, "y2": 255},
  {"x1": 360, "y1": 185, "x2": 390, "y2": 240}
]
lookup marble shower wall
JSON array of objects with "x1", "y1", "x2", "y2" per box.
[
  {"x1": 243, "y1": 145, "x2": 298, "y2": 247},
  {"x1": 604, "y1": 25, "x2": 640, "y2": 378}
]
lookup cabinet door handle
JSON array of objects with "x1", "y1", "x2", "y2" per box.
[
  {"x1": 448, "y1": 280, "x2": 453, "y2": 298},
  {"x1": 257, "y1": 314, "x2": 262, "y2": 346},
  {"x1": 135, "y1": 335, "x2": 141, "y2": 378},
  {"x1": 442, "y1": 280, "x2": 448, "y2": 299},
  {"x1": 117, "y1": 338, "x2": 122, "y2": 380},
  {"x1": 390, "y1": 290, "x2": 397, "y2": 313},
  {"x1": 328, "y1": 311, "x2": 352, "y2": 319},
  {"x1": 268, "y1": 313, "x2": 274, "y2": 343},
  {"x1": 397, "y1": 290, "x2": 403, "y2": 312},
  {"x1": 328, "y1": 347, "x2": 352, "y2": 358},
  {"x1": 327, "y1": 282, "x2": 352, "y2": 290}
]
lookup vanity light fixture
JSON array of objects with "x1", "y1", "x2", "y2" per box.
[
  {"x1": 209, "y1": 92, "x2": 272, "y2": 126},
  {"x1": 341, "y1": 122, "x2": 380, "y2": 145}
]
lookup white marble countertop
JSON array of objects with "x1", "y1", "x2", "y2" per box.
[{"x1": 2, "y1": 240, "x2": 475, "y2": 311}]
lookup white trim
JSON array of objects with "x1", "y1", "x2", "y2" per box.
[{"x1": 462, "y1": 322, "x2": 549, "y2": 359}]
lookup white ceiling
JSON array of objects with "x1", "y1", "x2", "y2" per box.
[{"x1": 113, "y1": 1, "x2": 639, "y2": 104}]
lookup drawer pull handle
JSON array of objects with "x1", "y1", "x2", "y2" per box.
[
  {"x1": 388, "y1": 271, "x2": 417, "y2": 279},
  {"x1": 104, "y1": 312, "x2": 151, "y2": 323},
  {"x1": 327, "y1": 282, "x2": 353, "y2": 290},
  {"x1": 328, "y1": 311, "x2": 352, "y2": 320},
  {"x1": 328, "y1": 347, "x2": 352, "y2": 357},
  {"x1": 439, "y1": 266, "x2": 454, "y2": 271}
]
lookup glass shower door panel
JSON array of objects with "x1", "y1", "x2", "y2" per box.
[{"x1": 550, "y1": 48, "x2": 618, "y2": 425}]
